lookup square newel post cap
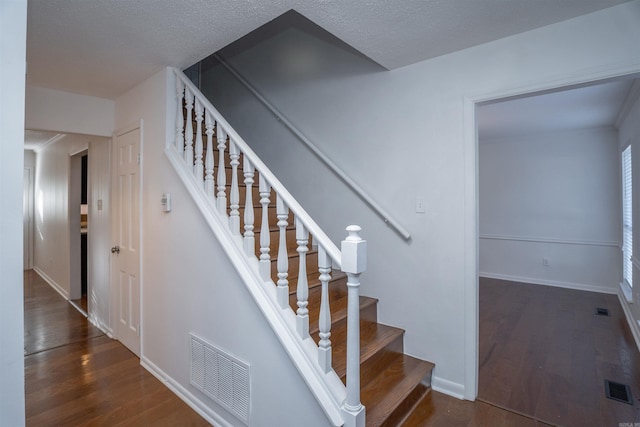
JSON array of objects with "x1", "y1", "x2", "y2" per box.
[{"x1": 341, "y1": 225, "x2": 367, "y2": 274}]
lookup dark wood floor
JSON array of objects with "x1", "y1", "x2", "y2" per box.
[
  {"x1": 24, "y1": 270, "x2": 103, "y2": 355},
  {"x1": 28, "y1": 269, "x2": 610, "y2": 426},
  {"x1": 401, "y1": 392, "x2": 552, "y2": 426},
  {"x1": 479, "y1": 277, "x2": 640, "y2": 426},
  {"x1": 24, "y1": 270, "x2": 210, "y2": 426}
]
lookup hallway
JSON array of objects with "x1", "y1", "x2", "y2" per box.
[{"x1": 23, "y1": 270, "x2": 209, "y2": 426}]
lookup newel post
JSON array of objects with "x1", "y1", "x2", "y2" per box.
[{"x1": 341, "y1": 225, "x2": 366, "y2": 427}]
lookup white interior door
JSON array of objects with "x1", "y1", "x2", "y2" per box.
[{"x1": 112, "y1": 127, "x2": 141, "y2": 356}]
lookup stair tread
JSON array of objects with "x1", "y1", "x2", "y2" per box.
[
  {"x1": 331, "y1": 322, "x2": 405, "y2": 379},
  {"x1": 397, "y1": 390, "x2": 434, "y2": 427},
  {"x1": 361, "y1": 354, "x2": 434, "y2": 427}
]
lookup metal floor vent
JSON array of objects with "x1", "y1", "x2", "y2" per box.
[
  {"x1": 595, "y1": 307, "x2": 610, "y2": 316},
  {"x1": 190, "y1": 334, "x2": 250, "y2": 424},
  {"x1": 604, "y1": 380, "x2": 633, "y2": 405}
]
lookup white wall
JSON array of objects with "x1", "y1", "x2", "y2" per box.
[
  {"x1": 87, "y1": 139, "x2": 112, "y2": 332},
  {"x1": 618, "y1": 84, "x2": 640, "y2": 346},
  {"x1": 25, "y1": 85, "x2": 115, "y2": 137},
  {"x1": 33, "y1": 134, "x2": 110, "y2": 309},
  {"x1": 24, "y1": 150, "x2": 36, "y2": 168},
  {"x1": 201, "y1": 1, "x2": 640, "y2": 398},
  {"x1": 114, "y1": 68, "x2": 331, "y2": 426},
  {"x1": 479, "y1": 127, "x2": 621, "y2": 293},
  {"x1": 24, "y1": 150, "x2": 36, "y2": 270},
  {"x1": 0, "y1": 0, "x2": 27, "y2": 424}
]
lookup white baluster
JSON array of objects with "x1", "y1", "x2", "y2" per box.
[
  {"x1": 229, "y1": 141, "x2": 240, "y2": 235},
  {"x1": 216, "y1": 126, "x2": 227, "y2": 216},
  {"x1": 194, "y1": 98, "x2": 204, "y2": 182},
  {"x1": 243, "y1": 157, "x2": 255, "y2": 256},
  {"x1": 175, "y1": 79, "x2": 184, "y2": 155},
  {"x1": 259, "y1": 175, "x2": 271, "y2": 281},
  {"x1": 317, "y1": 246, "x2": 332, "y2": 373},
  {"x1": 184, "y1": 88, "x2": 194, "y2": 167},
  {"x1": 296, "y1": 219, "x2": 309, "y2": 339},
  {"x1": 204, "y1": 113, "x2": 215, "y2": 200},
  {"x1": 276, "y1": 195, "x2": 289, "y2": 309},
  {"x1": 341, "y1": 225, "x2": 366, "y2": 427}
]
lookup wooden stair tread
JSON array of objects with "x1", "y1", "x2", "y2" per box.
[
  {"x1": 361, "y1": 354, "x2": 434, "y2": 427},
  {"x1": 331, "y1": 322, "x2": 405, "y2": 379}
]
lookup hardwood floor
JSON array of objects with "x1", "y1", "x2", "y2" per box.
[
  {"x1": 24, "y1": 270, "x2": 209, "y2": 426},
  {"x1": 479, "y1": 277, "x2": 640, "y2": 426},
  {"x1": 30, "y1": 267, "x2": 627, "y2": 426},
  {"x1": 24, "y1": 270, "x2": 103, "y2": 355},
  {"x1": 400, "y1": 392, "x2": 553, "y2": 427}
]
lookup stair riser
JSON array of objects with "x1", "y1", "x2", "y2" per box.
[
  {"x1": 270, "y1": 250, "x2": 319, "y2": 283},
  {"x1": 310, "y1": 302, "x2": 378, "y2": 342},
  {"x1": 240, "y1": 207, "x2": 294, "y2": 234},
  {"x1": 358, "y1": 335, "x2": 403, "y2": 389},
  {"x1": 379, "y1": 383, "x2": 431, "y2": 427}
]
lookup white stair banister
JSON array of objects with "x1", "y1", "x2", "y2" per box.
[
  {"x1": 229, "y1": 140, "x2": 241, "y2": 235},
  {"x1": 204, "y1": 112, "x2": 215, "y2": 199},
  {"x1": 341, "y1": 225, "x2": 366, "y2": 427},
  {"x1": 194, "y1": 98, "x2": 204, "y2": 183},
  {"x1": 296, "y1": 218, "x2": 310, "y2": 339},
  {"x1": 169, "y1": 69, "x2": 366, "y2": 427},
  {"x1": 216, "y1": 126, "x2": 227, "y2": 216},
  {"x1": 317, "y1": 245, "x2": 332, "y2": 373},
  {"x1": 259, "y1": 175, "x2": 271, "y2": 280},
  {"x1": 276, "y1": 195, "x2": 289, "y2": 309},
  {"x1": 184, "y1": 87, "x2": 194, "y2": 167},
  {"x1": 175, "y1": 79, "x2": 184, "y2": 155},
  {"x1": 243, "y1": 157, "x2": 255, "y2": 256}
]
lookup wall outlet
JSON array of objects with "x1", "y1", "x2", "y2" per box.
[{"x1": 542, "y1": 257, "x2": 550, "y2": 267}]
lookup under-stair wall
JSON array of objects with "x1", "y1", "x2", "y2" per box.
[{"x1": 115, "y1": 68, "x2": 333, "y2": 427}]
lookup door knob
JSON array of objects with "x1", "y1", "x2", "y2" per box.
[{"x1": 111, "y1": 246, "x2": 120, "y2": 254}]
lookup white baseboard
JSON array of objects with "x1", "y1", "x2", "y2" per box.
[
  {"x1": 431, "y1": 375, "x2": 465, "y2": 400},
  {"x1": 33, "y1": 266, "x2": 69, "y2": 300},
  {"x1": 479, "y1": 272, "x2": 617, "y2": 295},
  {"x1": 617, "y1": 289, "x2": 640, "y2": 352},
  {"x1": 87, "y1": 313, "x2": 113, "y2": 337},
  {"x1": 141, "y1": 356, "x2": 232, "y2": 427}
]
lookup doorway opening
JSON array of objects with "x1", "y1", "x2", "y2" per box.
[
  {"x1": 474, "y1": 75, "x2": 640, "y2": 425},
  {"x1": 70, "y1": 150, "x2": 89, "y2": 315}
]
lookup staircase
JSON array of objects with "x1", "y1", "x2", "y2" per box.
[{"x1": 170, "y1": 68, "x2": 435, "y2": 427}]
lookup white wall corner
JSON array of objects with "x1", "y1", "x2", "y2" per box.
[{"x1": 431, "y1": 375, "x2": 466, "y2": 400}]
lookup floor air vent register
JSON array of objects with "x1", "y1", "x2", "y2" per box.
[
  {"x1": 604, "y1": 380, "x2": 633, "y2": 405},
  {"x1": 190, "y1": 334, "x2": 251, "y2": 424}
]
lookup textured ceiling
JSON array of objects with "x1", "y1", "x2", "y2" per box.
[{"x1": 27, "y1": 0, "x2": 631, "y2": 99}]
